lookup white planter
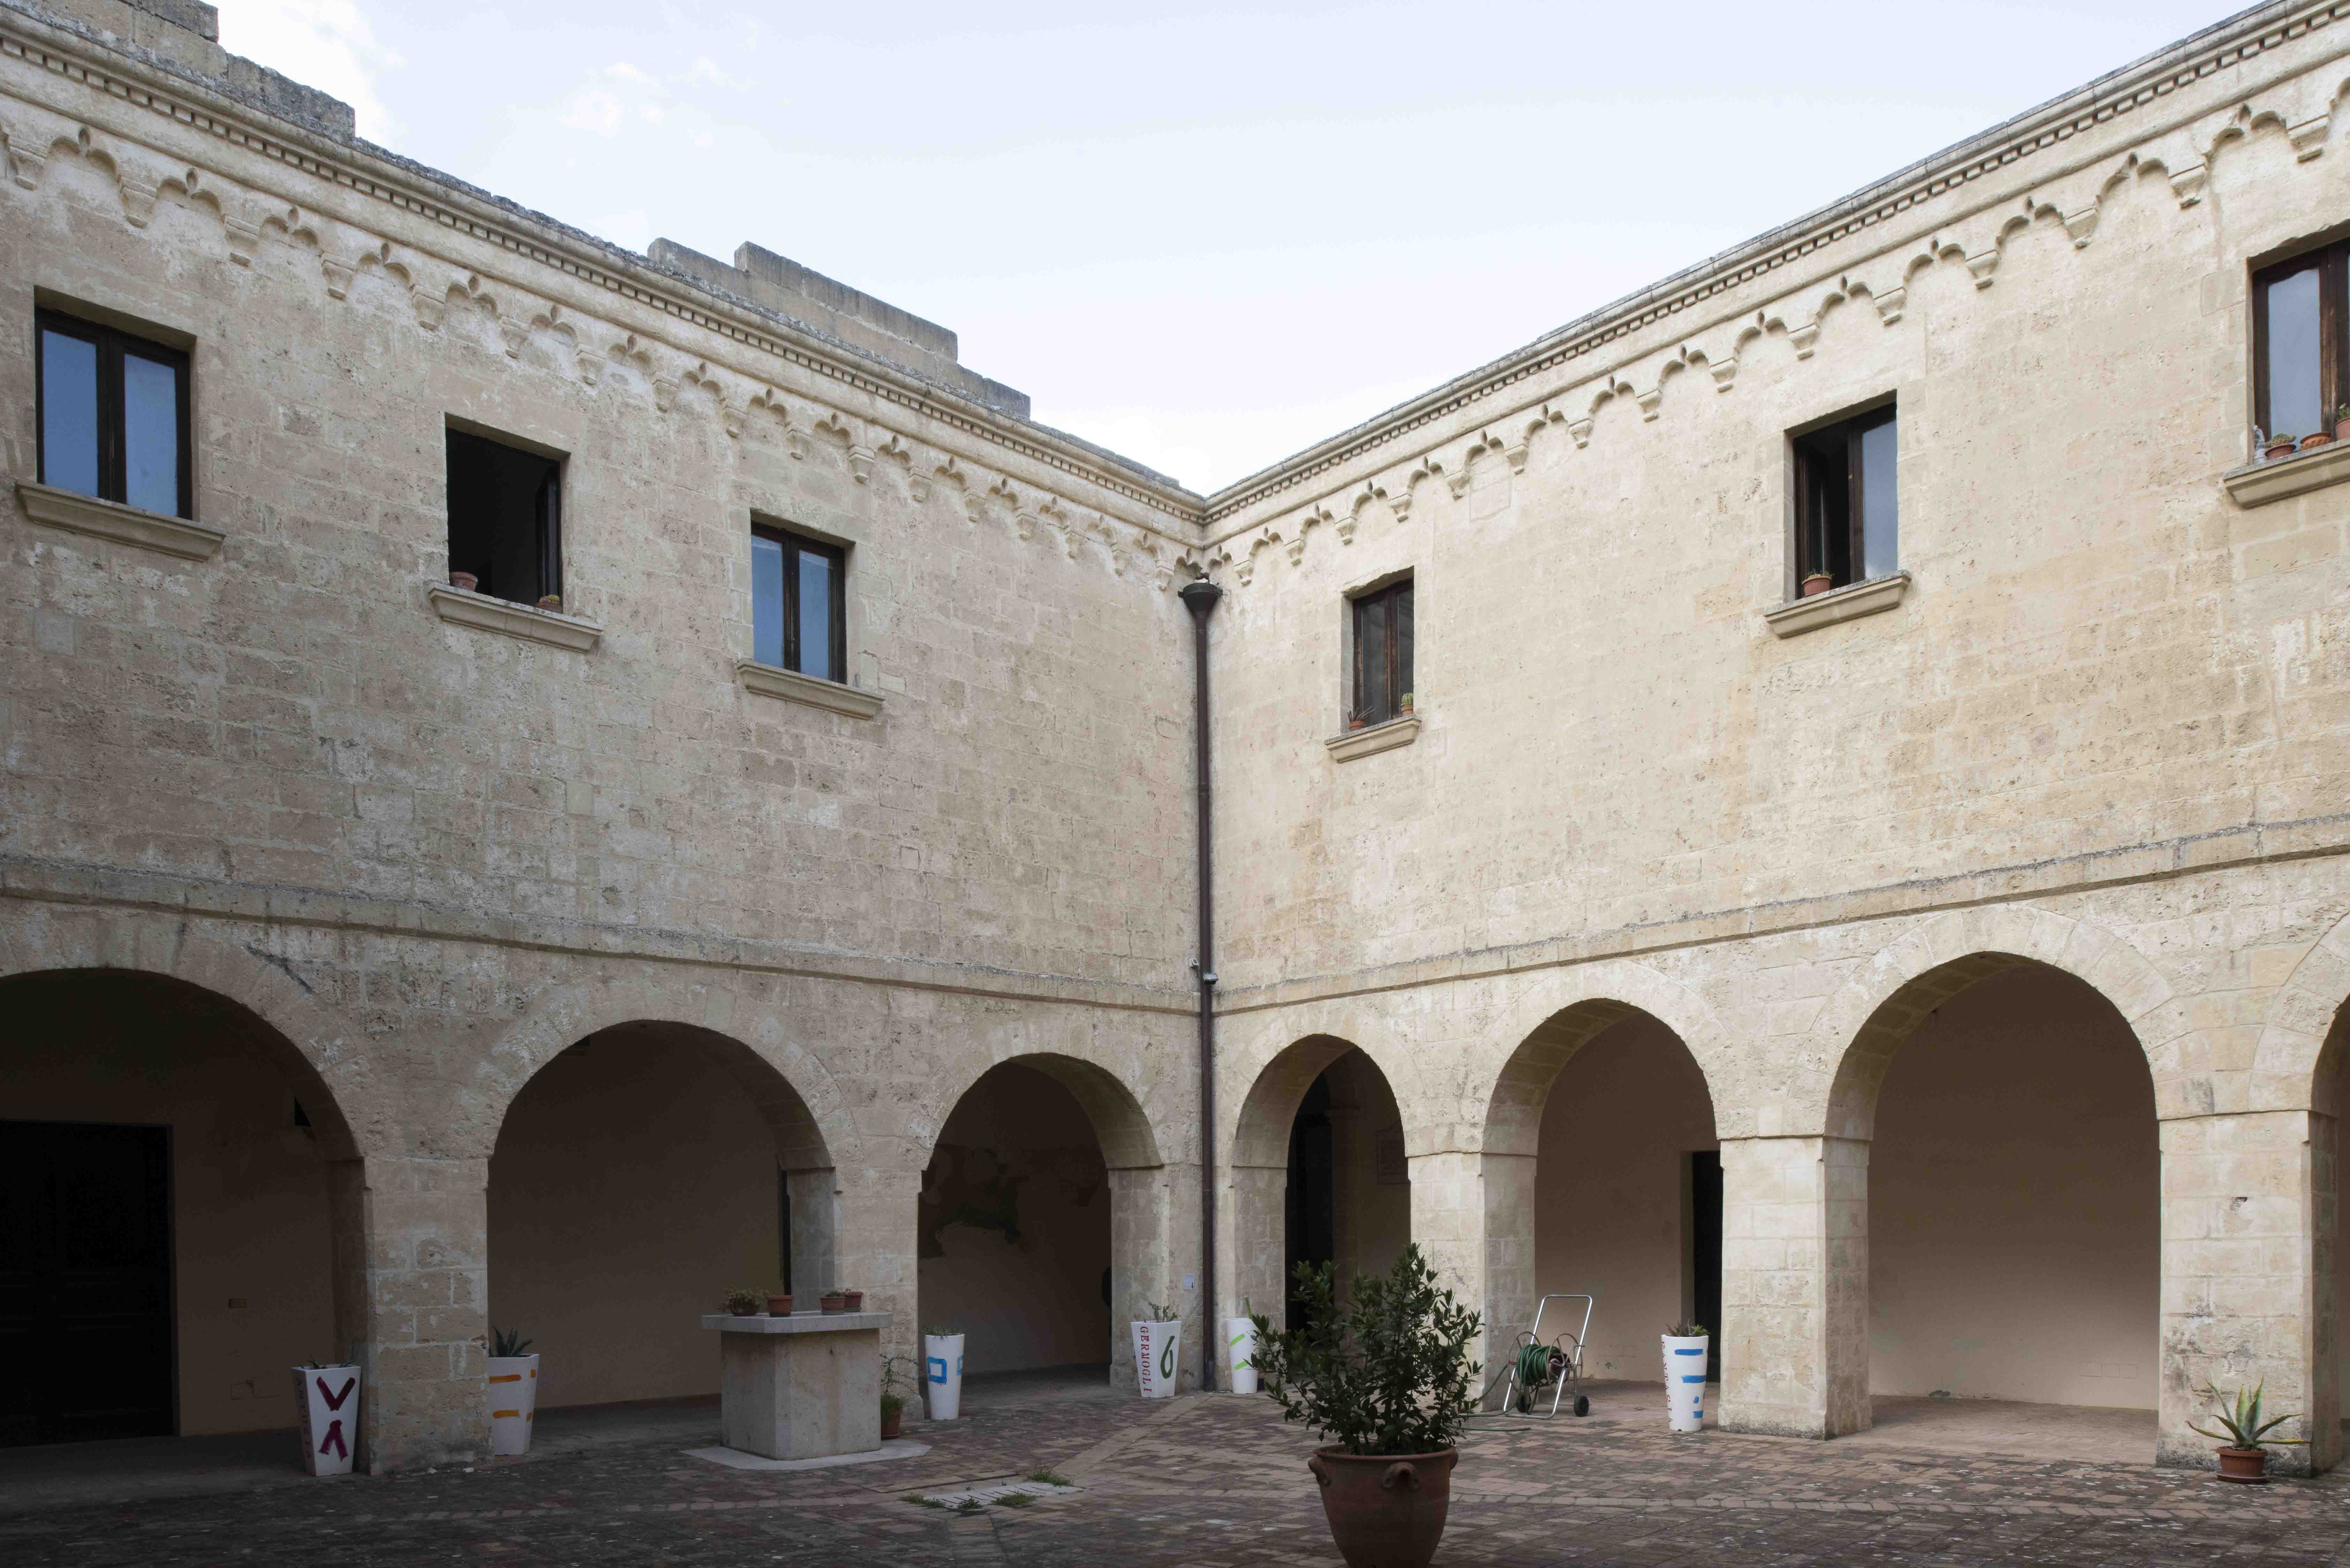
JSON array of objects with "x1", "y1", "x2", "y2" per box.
[
  {"x1": 924, "y1": 1333, "x2": 965, "y2": 1421},
  {"x1": 1225, "y1": 1316, "x2": 1259, "y2": 1394},
  {"x1": 487, "y1": 1353, "x2": 540, "y2": 1455},
  {"x1": 1662, "y1": 1334, "x2": 1709, "y2": 1433},
  {"x1": 292, "y1": 1364, "x2": 360, "y2": 1475},
  {"x1": 1133, "y1": 1318, "x2": 1183, "y2": 1398}
]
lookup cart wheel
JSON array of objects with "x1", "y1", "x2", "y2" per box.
[{"x1": 1573, "y1": 1394, "x2": 1590, "y2": 1417}]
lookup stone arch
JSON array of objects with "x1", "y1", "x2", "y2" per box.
[
  {"x1": 1478, "y1": 959, "x2": 1736, "y2": 1153},
  {"x1": 916, "y1": 1048, "x2": 1166, "y2": 1172},
  {"x1": 1232, "y1": 1033, "x2": 1359, "y2": 1170},
  {"x1": 2250, "y1": 904, "x2": 2350, "y2": 1113},
  {"x1": 0, "y1": 908, "x2": 377, "y2": 1157},
  {"x1": 466, "y1": 970, "x2": 860, "y2": 1168},
  {"x1": 1809, "y1": 905, "x2": 2176, "y2": 1141}
]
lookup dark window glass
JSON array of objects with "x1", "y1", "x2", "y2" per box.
[
  {"x1": 34, "y1": 310, "x2": 190, "y2": 518},
  {"x1": 1351, "y1": 578, "x2": 1414, "y2": 725},
  {"x1": 2253, "y1": 245, "x2": 2346, "y2": 443},
  {"x1": 751, "y1": 524, "x2": 846, "y2": 682},
  {"x1": 445, "y1": 428, "x2": 563, "y2": 607},
  {"x1": 1793, "y1": 404, "x2": 1897, "y2": 593}
]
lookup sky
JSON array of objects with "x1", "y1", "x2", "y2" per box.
[{"x1": 217, "y1": 0, "x2": 2241, "y2": 494}]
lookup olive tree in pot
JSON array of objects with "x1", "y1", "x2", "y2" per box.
[{"x1": 1248, "y1": 1243, "x2": 1481, "y2": 1568}]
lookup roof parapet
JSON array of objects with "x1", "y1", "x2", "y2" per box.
[{"x1": 30, "y1": 0, "x2": 354, "y2": 138}]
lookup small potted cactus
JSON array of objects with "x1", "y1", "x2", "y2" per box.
[
  {"x1": 722, "y1": 1286, "x2": 764, "y2": 1317},
  {"x1": 2265, "y1": 430, "x2": 2300, "y2": 461}
]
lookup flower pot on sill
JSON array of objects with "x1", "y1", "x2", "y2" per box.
[
  {"x1": 820, "y1": 1291, "x2": 846, "y2": 1314},
  {"x1": 1308, "y1": 1446, "x2": 1457, "y2": 1568},
  {"x1": 2337, "y1": 418, "x2": 2350, "y2": 442},
  {"x1": 534, "y1": 593, "x2": 563, "y2": 612},
  {"x1": 448, "y1": 571, "x2": 478, "y2": 593},
  {"x1": 2266, "y1": 437, "x2": 2301, "y2": 461},
  {"x1": 1347, "y1": 716, "x2": 1367, "y2": 732},
  {"x1": 765, "y1": 1294, "x2": 793, "y2": 1316},
  {"x1": 1800, "y1": 572, "x2": 1834, "y2": 598},
  {"x1": 2215, "y1": 1446, "x2": 2270, "y2": 1483},
  {"x1": 2302, "y1": 431, "x2": 2336, "y2": 452},
  {"x1": 841, "y1": 1290, "x2": 864, "y2": 1312}
]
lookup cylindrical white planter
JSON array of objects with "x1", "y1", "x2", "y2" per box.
[
  {"x1": 487, "y1": 1353, "x2": 540, "y2": 1456},
  {"x1": 292, "y1": 1364, "x2": 360, "y2": 1475},
  {"x1": 925, "y1": 1333, "x2": 965, "y2": 1421},
  {"x1": 1662, "y1": 1335, "x2": 1709, "y2": 1432},
  {"x1": 1133, "y1": 1318, "x2": 1183, "y2": 1398},
  {"x1": 1225, "y1": 1316, "x2": 1259, "y2": 1394}
]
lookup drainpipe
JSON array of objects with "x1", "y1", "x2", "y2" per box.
[{"x1": 1178, "y1": 576, "x2": 1223, "y2": 1391}]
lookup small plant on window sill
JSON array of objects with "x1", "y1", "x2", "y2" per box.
[
  {"x1": 1347, "y1": 709, "x2": 1368, "y2": 732},
  {"x1": 2262, "y1": 428, "x2": 2301, "y2": 462},
  {"x1": 534, "y1": 593, "x2": 563, "y2": 613},
  {"x1": 1800, "y1": 571, "x2": 1834, "y2": 598},
  {"x1": 449, "y1": 571, "x2": 478, "y2": 592},
  {"x1": 1399, "y1": 692, "x2": 1414, "y2": 715}
]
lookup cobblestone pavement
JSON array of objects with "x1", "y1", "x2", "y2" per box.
[{"x1": 5, "y1": 1387, "x2": 2348, "y2": 1566}]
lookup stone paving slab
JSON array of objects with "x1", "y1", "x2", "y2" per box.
[{"x1": 3, "y1": 1389, "x2": 2346, "y2": 1565}]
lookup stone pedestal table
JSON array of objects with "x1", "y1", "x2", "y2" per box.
[{"x1": 700, "y1": 1311, "x2": 888, "y2": 1460}]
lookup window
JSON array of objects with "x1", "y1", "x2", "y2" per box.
[
  {"x1": 1792, "y1": 404, "x2": 1897, "y2": 594},
  {"x1": 751, "y1": 524, "x2": 846, "y2": 683},
  {"x1": 2253, "y1": 242, "x2": 2348, "y2": 442},
  {"x1": 1350, "y1": 577, "x2": 1413, "y2": 725},
  {"x1": 35, "y1": 308, "x2": 191, "y2": 518},
  {"x1": 446, "y1": 427, "x2": 562, "y2": 607}
]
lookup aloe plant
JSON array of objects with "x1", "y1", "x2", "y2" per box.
[
  {"x1": 490, "y1": 1326, "x2": 532, "y2": 1358},
  {"x1": 2187, "y1": 1382, "x2": 2306, "y2": 1452}
]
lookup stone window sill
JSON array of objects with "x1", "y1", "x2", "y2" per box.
[
  {"x1": 1764, "y1": 571, "x2": 1910, "y2": 638},
  {"x1": 735, "y1": 660, "x2": 885, "y2": 719},
  {"x1": 426, "y1": 583, "x2": 603, "y2": 651},
  {"x1": 16, "y1": 480, "x2": 224, "y2": 560},
  {"x1": 1326, "y1": 714, "x2": 1420, "y2": 762},
  {"x1": 2223, "y1": 442, "x2": 2350, "y2": 508}
]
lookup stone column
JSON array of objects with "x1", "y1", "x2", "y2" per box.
[
  {"x1": 1477, "y1": 1151, "x2": 1538, "y2": 1409},
  {"x1": 1224, "y1": 1161, "x2": 1288, "y2": 1333},
  {"x1": 2158, "y1": 1110, "x2": 2336, "y2": 1474},
  {"x1": 326, "y1": 1156, "x2": 488, "y2": 1473},
  {"x1": 1408, "y1": 1150, "x2": 1491, "y2": 1387},
  {"x1": 785, "y1": 1166, "x2": 838, "y2": 1298},
  {"x1": 1106, "y1": 1162, "x2": 1200, "y2": 1391},
  {"x1": 1717, "y1": 1135, "x2": 1868, "y2": 1439},
  {"x1": 835, "y1": 1165, "x2": 922, "y2": 1380}
]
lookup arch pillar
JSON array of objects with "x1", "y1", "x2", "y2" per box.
[
  {"x1": 327, "y1": 1155, "x2": 490, "y2": 1472},
  {"x1": 1407, "y1": 1149, "x2": 1491, "y2": 1386},
  {"x1": 1716, "y1": 1135, "x2": 1869, "y2": 1440},
  {"x1": 835, "y1": 1164, "x2": 922, "y2": 1381},
  {"x1": 2157, "y1": 1109, "x2": 2337, "y2": 1475}
]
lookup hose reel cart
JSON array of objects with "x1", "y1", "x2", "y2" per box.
[{"x1": 1476, "y1": 1293, "x2": 1593, "y2": 1420}]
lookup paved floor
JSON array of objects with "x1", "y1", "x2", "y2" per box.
[{"x1": 4, "y1": 1383, "x2": 2346, "y2": 1565}]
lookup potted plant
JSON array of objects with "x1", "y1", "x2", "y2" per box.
[
  {"x1": 1347, "y1": 709, "x2": 1368, "y2": 732},
  {"x1": 2188, "y1": 1381, "x2": 2305, "y2": 1483},
  {"x1": 1398, "y1": 692, "x2": 1414, "y2": 716},
  {"x1": 820, "y1": 1289, "x2": 847, "y2": 1314},
  {"x1": 292, "y1": 1361, "x2": 361, "y2": 1476},
  {"x1": 1227, "y1": 1295, "x2": 1260, "y2": 1394},
  {"x1": 880, "y1": 1353, "x2": 914, "y2": 1440},
  {"x1": 535, "y1": 593, "x2": 563, "y2": 612},
  {"x1": 487, "y1": 1326, "x2": 539, "y2": 1456},
  {"x1": 2266, "y1": 431, "x2": 2300, "y2": 461},
  {"x1": 723, "y1": 1286, "x2": 763, "y2": 1317},
  {"x1": 448, "y1": 570, "x2": 478, "y2": 592},
  {"x1": 765, "y1": 1291, "x2": 793, "y2": 1316},
  {"x1": 1800, "y1": 570, "x2": 1834, "y2": 598},
  {"x1": 2303, "y1": 427, "x2": 2335, "y2": 451},
  {"x1": 1133, "y1": 1298, "x2": 1184, "y2": 1399},
  {"x1": 1248, "y1": 1244, "x2": 1480, "y2": 1568},
  {"x1": 924, "y1": 1324, "x2": 966, "y2": 1421},
  {"x1": 2338, "y1": 403, "x2": 2350, "y2": 442},
  {"x1": 841, "y1": 1289, "x2": 865, "y2": 1312},
  {"x1": 1662, "y1": 1321, "x2": 1709, "y2": 1433}
]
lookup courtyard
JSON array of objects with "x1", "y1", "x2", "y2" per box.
[{"x1": 4, "y1": 1378, "x2": 2345, "y2": 1567}]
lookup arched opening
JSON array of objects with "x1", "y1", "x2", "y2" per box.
[
  {"x1": 1483, "y1": 1000, "x2": 1718, "y2": 1415},
  {"x1": 0, "y1": 969, "x2": 360, "y2": 1451},
  {"x1": 1231, "y1": 1037, "x2": 1409, "y2": 1339},
  {"x1": 1835, "y1": 959, "x2": 2158, "y2": 1460},
  {"x1": 918, "y1": 1055, "x2": 1163, "y2": 1406},
  {"x1": 487, "y1": 1020, "x2": 833, "y2": 1433}
]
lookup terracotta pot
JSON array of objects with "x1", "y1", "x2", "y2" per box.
[
  {"x1": 1307, "y1": 1446, "x2": 1457, "y2": 1568},
  {"x1": 1348, "y1": 716, "x2": 1366, "y2": 731},
  {"x1": 1800, "y1": 572, "x2": 1834, "y2": 598},
  {"x1": 841, "y1": 1290, "x2": 865, "y2": 1312},
  {"x1": 2336, "y1": 418, "x2": 2350, "y2": 442},
  {"x1": 881, "y1": 1404, "x2": 903, "y2": 1440},
  {"x1": 2302, "y1": 431, "x2": 2336, "y2": 451},
  {"x1": 765, "y1": 1294, "x2": 792, "y2": 1316},
  {"x1": 534, "y1": 593, "x2": 563, "y2": 612},
  {"x1": 2266, "y1": 438, "x2": 2300, "y2": 461},
  {"x1": 2215, "y1": 1446, "x2": 2269, "y2": 1483},
  {"x1": 448, "y1": 571, "x2": 478, "y2": 593},
  {"x1": 820, "y1": 1291, "x2": 846, "y2": 1314}
]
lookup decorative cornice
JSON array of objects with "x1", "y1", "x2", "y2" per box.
[
  {"x1": 735, "y1": 660, "x2": 886, "y2": 719},
  {"x1": 1201, "y1": 0, "x2": 2349, "y2": 527},
  {"x1": 425, "y1": 584, "x2": 602, "y2": 650},
  {"x1": 15, "y1": 480, "x2": 223, "y2": 558}
]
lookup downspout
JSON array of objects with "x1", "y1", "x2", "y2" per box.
[{"x1": 1178, "y1": 577, "x2": 1223, "y2": 1391}]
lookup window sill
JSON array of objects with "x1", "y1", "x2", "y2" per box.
[
  {"x1": 735, "y1": 660, "x2": 885, "y2": 719},
  {"x1": 2222, "y1": 442, "x2": 2350, "y2": 508},
  {"x1": 426, "y1": 583, "x2": 603, "y2": 651},
  {"x1": 1764, "y1": 571, "x2": 1910, "y2": 638},
  {"x1": 16, "y1": 481, "x2": 224, "y2": 560},
  {"x1": 1326, "y1": 714, "x2": 1420, "y2": 762}
]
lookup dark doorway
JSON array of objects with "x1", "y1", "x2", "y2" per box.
[
  {"x1": 1283, "y1": 1075, "x2": 1334, "y2": 1331},
  {"x1": 1688, "y1": 1150, "x2": 1723, "y2": 1382},
  {"x1": 1, "y1": 1121, "x2": 175, "y2": 1446}
]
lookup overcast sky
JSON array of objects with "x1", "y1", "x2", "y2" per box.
[{"x1": 218, "y1": 1, "x2": 2239, "y2": 494}]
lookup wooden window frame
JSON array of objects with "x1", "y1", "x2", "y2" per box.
[
  {"x1": 1792, "y1": 404, "x2": 1895, "y2": 592},
  {"x1": 443, "y1": 425, "x2": 564, "y2": 606},
  {"x1": 1349, "y1": 577, "x2": 1414, "y2": 726},
  {"x1": 34, "y1": 307, "x2": 193, "y2": 519},
  {"x1": 754, "y1": 523, "x2": 849, "y2": 683},
  {"x1": 2252, "y1": 241, "x2": 2350, "y2": 440}
]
